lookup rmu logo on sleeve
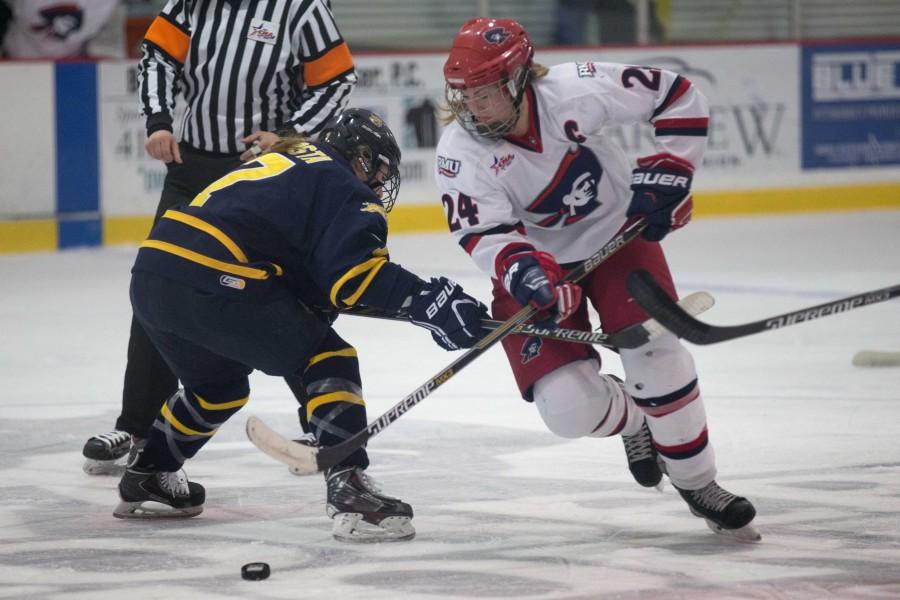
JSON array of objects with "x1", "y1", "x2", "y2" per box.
[
  {"x1": 576, "y1": 62, "x2": 597, "y2": 78},
  {"x1": 437, "y1": 155, "x2": 461, "y2": 178},
  {"x1": 526, "y1": 146, "x2": 604, "y2": 227},
  {"x1": 483, "y1": 27, "x2": 511, "y2": 44}
]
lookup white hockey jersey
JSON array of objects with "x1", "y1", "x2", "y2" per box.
[
  {"x1": 435, "y1": 62, "x2": 709, "y2": 279},
  {"x1": 3, "y1": 0, "x2": 123, "y2": 58}
]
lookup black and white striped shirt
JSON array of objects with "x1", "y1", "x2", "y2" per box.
[{"x1": 138, "y1": 0, "x2": 356, "y2": 155}]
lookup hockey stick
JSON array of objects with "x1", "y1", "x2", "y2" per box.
[
  {"x1": 342, "y1": 291, "x2": 714, "y2": 350},
  {"x1": 246, "y1": 218, "x2": 647, "y2": 475},
  {"x1": 627, "y1": 269, "x2": 900, "y2": 345}
]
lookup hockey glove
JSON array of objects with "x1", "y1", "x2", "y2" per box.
[
  {"x1": 408, "y1": 277, "x2": 489, "y2": 351},
  {"x1": 627, "y1": 153, "x2": 694, "y2": 242},
  {"x1": 501, "y1": 250, "x2": 582, "y2": 325}
]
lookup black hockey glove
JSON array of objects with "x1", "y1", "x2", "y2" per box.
[
  {"x1": 408, "y1": 277, "x2": 489, "y2": 351},
  {"x1": 627, "y1": 153, "x2": 694, "y2": 242}
]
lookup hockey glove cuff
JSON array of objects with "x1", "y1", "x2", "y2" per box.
[
  {"x1": 408, "y1": 277, "x2": 489, "y2": 351},
  {"x1": 627, "y1": 153, "x2": 694, "y2": 242},
  {"x1": 501, "y1": 250, "x2": 582, "y2": 325}
]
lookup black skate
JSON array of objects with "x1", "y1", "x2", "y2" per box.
[
  {"x1": 82, "y1": 430, "x2": 132, "y2": 476},
  {"x1": 676, "y1": 481, "x2": 761, "y2": 542},
  {"x1": 622, "y1": 422, "x2": 665, "y2": 490},
  {"x1": 326, "y1": 466, "x2": 414, "y2": 542},
  {"x1": 113, "y1": 466, "x2": 205, "y2": 519}
]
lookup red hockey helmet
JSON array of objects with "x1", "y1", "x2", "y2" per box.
[{"x1": 443, "y1": 18, "x2": 533, "y2": 91}]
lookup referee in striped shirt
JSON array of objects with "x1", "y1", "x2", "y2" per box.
[{"x1": 81, "y1": 0, "x2": 357, "y2": 472}]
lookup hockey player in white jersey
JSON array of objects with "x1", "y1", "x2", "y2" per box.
[{"x1": 436, "y1": 17, "x2": 760, "y2": 542}]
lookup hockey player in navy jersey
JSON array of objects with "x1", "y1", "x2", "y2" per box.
[
  {"x1": 115, "y1": 109, "x2": 489, "y2": 542},
  {"x1": 435, "y1": 18, "x2": 760, "y2": 541}
]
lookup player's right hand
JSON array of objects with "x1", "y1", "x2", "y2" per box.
[
  {"x1": 501, "y1": 250, "x2": 581, "y2": 324},
  {"x1": 407, "y1": 277, "x2": 489, "y2": 351},
  {"x1": 145, "y1": 130, "x2": 182, "y2": 164}
]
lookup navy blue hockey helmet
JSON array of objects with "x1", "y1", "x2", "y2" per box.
[{"x1": 319, "y1": 108, "x2": 401, "y2": 211}]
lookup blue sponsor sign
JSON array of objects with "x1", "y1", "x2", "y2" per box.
[{"x1": 801, "y1": 41, "x2": 900, "y2": 169}]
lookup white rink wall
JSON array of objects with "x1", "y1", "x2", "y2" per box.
[{"x1": 1, "y1": 39, "x2": 899, "y2": 253}]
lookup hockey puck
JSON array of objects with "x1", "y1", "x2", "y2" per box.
[{"x1": 241, "y1": 562, "x2": 270, "y2": 581}]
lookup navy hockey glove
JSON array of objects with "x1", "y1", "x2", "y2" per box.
[
  {"x1": 627, "y1": 153, "x2": 694, "y2": 242},
  {"x1": 501, "y1": 250, "x2": 582, "y2": 325},
  {"x1": 408, "y1": 277, "x2": 489, "y2": 351}
]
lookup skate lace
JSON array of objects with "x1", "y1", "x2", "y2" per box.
[
  {"x1": 622, "y1": 424, "x2": 654, "y2": 463},
  {"x1": 158, "y1": 470, "x2": 190, "y2": 497},
  {"x1": 97, "y1": 430, "x2": 131, "y2": 447},
  {"x1": 690, "y1": 482, "x2": 736, "y2": 512}
]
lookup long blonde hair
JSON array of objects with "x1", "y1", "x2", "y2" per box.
[{"x1": 267, "y1": 134, "x2": 311, "y2": 155}]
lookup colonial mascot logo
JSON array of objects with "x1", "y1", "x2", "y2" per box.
[{"x1": 483, "y1": 27, "x2": 510, "y2": 44}]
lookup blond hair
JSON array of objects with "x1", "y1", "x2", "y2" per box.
[{"x1": 267, "y1": 134, "x2": 311, "y2": 155}]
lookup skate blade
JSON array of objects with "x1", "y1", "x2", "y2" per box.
[
  {"x1": 704, "y1": 518, "x2": 762, "y2": 543},
  {"x1": 113, "y1": 499, "x2": 203, "y2": 519},
  {"x1": 332, "y1": 513, "x2": 415, "y2": 543},
  {"x1": 83, "y1": 458, "x2": 126, "y2": 476}
]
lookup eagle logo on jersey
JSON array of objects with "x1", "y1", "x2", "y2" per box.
[
  {"x1": 490, "y1": 153, "x2": 515, "y2": 175},
  {"x1": 526, "y1": 146, "x2": 604, "y2": 228},
  {"x1": 483, "y1": 27, "x2": 511, "y2": 44},
  {"x1": 520, "y1": 336, "x2": 543, "y2": 364}
]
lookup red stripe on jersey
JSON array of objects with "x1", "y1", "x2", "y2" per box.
[
  {"x1": 655, "y1": 78, "x2": 692, "y2": 116},
  {"x1": 653, "y1": 117, "x2": 709, "y2": 130},
  {"x1": 462, "y1": 234, "x2": 482, "y2": 255}
]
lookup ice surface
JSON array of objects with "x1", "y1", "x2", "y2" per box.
[{"x1": 1, "y1": 211, "x2": 899, "y2": 599}]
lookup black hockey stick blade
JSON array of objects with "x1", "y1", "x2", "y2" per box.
[
  {"x1": 248, "y1": 218, "x2": 648, "y2": 475},
  {"x1": 627, "y1": 269, "x2": 900, "y2": 345}
]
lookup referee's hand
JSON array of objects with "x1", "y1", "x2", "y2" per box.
[
  {"x1": 145, "y1": 130, "x2": 182, "y2": 164},
  {"x1": 240, "y1": 131, "x2": 280, "y2": 162}
]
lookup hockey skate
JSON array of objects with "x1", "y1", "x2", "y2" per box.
[
  {"x1": 326, "y1": 466, "x2": 415, "y2": 542},
  {"x1": 676, "y1": 480, "x2": 761, "y2": 542},
  {"x1": 113, "y1": 466, "x2": 205, "y2": 519},
  {"x1": 622, "y1": 422, "x2": 665, "y2": 490},
  {"x1": 82, "y1": 430, "x2": 132, "y2": 475}
]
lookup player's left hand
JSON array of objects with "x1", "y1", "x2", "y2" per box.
[
  {"x1": 627, "y1": 153, "x2": 694, "y2": 242},
  {"x1": 240, "y1": 131, "x2": 281, "y2": 161},
  {"x1": 408, "y1": 277, "x2": 490, "y2": 351}
]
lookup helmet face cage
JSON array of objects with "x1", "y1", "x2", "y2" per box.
[
  {"x1": 320, "y1": 109, "x2": 401, "y2": 211},
  {"x1": 445, "y1": 65, "x2": 528, "y2": 139}
]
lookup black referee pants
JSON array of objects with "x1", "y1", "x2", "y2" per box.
[{"x1": 114, "y1": 145, "x2": 309, "y2": 437}]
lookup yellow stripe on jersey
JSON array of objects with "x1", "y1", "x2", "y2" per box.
[
  {"x1": 194, "y1": 392, "x2": 249, "y2": 411},
  {"x1": 144, "y1": 16, "x2": 190, "y2": 64},
  {"x1": 140, "y1": 239, "x2": 273, "y2": 279},
  {"x1": 305, "y1": 347, "x2": 358, "y2": 371},
  {"x1": 161, "y1": 403, "x2": 217, "y2": 437},
  {"x1": 329, "y1": 256, "x2": 388, "y2": 307},
  {"x1": 162, "y1": 210, "x2": 249, "y2": 262},
  {"x1": 306, "y1": 390, "x2": 365, "y2": 421}
]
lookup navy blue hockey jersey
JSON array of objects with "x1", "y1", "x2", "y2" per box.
[{"x1": 132, "y1": 140, "x2": 419, "y2": 314}]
